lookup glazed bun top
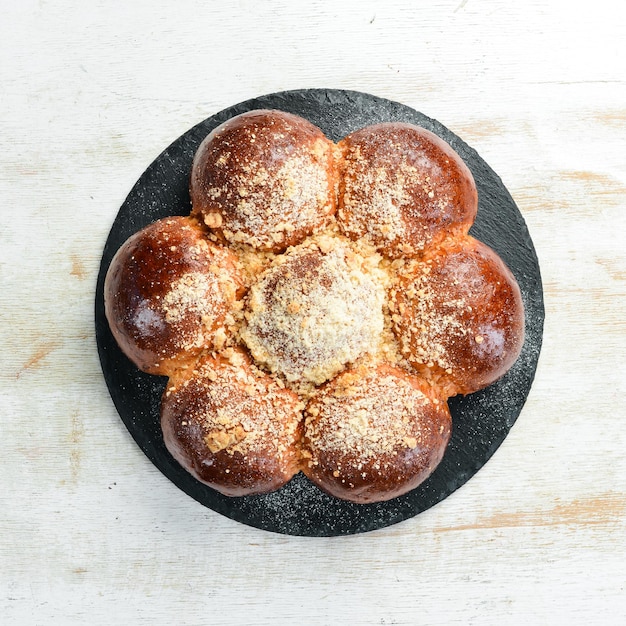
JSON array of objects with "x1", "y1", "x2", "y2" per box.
[
  {"x1": 390, "y1": 235, "x2": 525, "y2": 396},
  {"x1": 301, "y1": 362, "x2": 452, "y2": 503},
  {"x1": 190, "y1": 109, "x2": 337, "y2": 253},
  {"x1": 161, "y1": 348, "x2": 304, "y2": 497},
  {"x1": 337, "y1": 122, "x2": 477, "y2": 259},
  {"x1": 104, "y1": 216, "x2": 243, "y2": 376}
]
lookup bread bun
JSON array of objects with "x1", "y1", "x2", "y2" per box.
[
  {"x1": 337, "y1": 122, "x2": 477, "y2": 258},
  {"x1": 301, "y1": 363, "x2": 451, "y2": 503},
  {"x1": 190, "y1": 109, "x2": 336, "y2": 252},
  {"x1": 161, "y1": 348, "x2": 304, "y2": 497},
  {"x1": 106, "y1": 110, "x2": 525, "y2": 506},
  {"x1": 104, "y1": 216, "x2": 243, "y2": 375},
  {"x1": 390, "y1": 235, "x2": 525, "y2": 395},
  {"x1": 240, "y1": 237, "x2": 385, "y2": 385}
]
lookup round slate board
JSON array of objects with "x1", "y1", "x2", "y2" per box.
[{"x1": 95, "y1": 89, "x2": 544, "y2": 536}]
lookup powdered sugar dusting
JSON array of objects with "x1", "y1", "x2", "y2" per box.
[{"x1": 133, "y1": 301, "x2": 165, "y2": 337}]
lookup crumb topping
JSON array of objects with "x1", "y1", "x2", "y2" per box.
[
  {"x1": 166, "y1": 352, "x2": 304, "y2": 460},
  {"x1": 207, "y1": 149, "x2": 332, "y2": 249},
  {"x1": 336, "y1": 123, "x2": 477, "y2": 258},
  {"x1": 340, "y1": 159, "x2": 442, "y2": 252},
  {"x1": 304, "y1": 367, "x2": 435, "y2": 459},
  {"x1": 240, "y1": 236, "x2": 386, "y2": 384},
  {"x1": 390, "y1": 257, "x2": 472, "y2": 374},
  {"x1": 161, "y1": 272, "x2": 220, "y2": 325},
  {"x1": 192, "y1": 111, "x2": 336, "y2": 251}
]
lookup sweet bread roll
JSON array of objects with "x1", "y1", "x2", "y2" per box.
[
  {"x1": 390, "y1": 236, "x2": 525, "y2": 396},
  {"x1": 240, "y1": 237, "x2": 385, "y2": 385},
  {"x1": 161, "y1": 348, "x2": 304, "y2": 497},
  {"x1": 190, "y1": 109, "x2": 337, "y2": 252},
  {"x1": 337, "y1": 122, "x2": 477, "y2": 258},
  {"x1": 104, "y1": 216, "x2": 244, "y2": 376},
  {"x1": 301, "y1": 363, "x2": 451, "y2": 503},
  {"x1": 106, "y1": 109, "x2": 526, "y2": 507}
]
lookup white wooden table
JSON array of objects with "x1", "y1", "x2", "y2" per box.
[{"x1": 2, "y1": 1, "x2": 625, "y2": 623}]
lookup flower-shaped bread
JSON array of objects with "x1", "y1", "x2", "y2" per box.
[{"x1": 105, "y1": 110, "x2": 524, "y2": 504}]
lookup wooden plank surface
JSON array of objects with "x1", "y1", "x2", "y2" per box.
[{"x1": 2, "y1": 1, "x2": 625, "y2": 624}]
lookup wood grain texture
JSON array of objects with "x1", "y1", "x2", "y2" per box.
[{"x1": 2, "y1": 0, "x2": 626, "y2": 624}]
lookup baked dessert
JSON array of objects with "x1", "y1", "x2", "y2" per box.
[
  {"x1": 302, "y1": 362, "x2": 451, "y2": 504},
  {"x1": 161, "y1": 348, "x2": 303, "y2": 496},
  {"x1": 190, "y1": 109, "x2": 336, "y2": 252},
  {"x1": 104, "y1": 109, "x2": 525, "y2": 504},
  {"x1": 104, "y1": 216, "x2": 243, "y2": 376},
  {"x1": 389, "y1": 235, "x2": 524, "y2": 396},
  {"x1": 337, "y1": 122, "x2": 477, "y2": 258}
]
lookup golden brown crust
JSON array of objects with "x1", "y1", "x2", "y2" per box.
[
  {"x1": 190, "y1": 109, "x2": 337, "y2": 252},
  {"x1": 105, "y1": 112, "x2": 525, "y2": 505},
  {"x1": 104, "y1": 216, "x2": 244, "y2": 376},
  {"x1": 390, "y1": 235, "x2": 525, "y2": 396},
  {"x1": 301, "y1": 363, "x2": 452, "y2": 503},
  {"x1": 336, "y1": 122, "x2": 477, "y2": 258},
  {"x1": 161, "y1": 349, "x2": 304, "y2": 497}
]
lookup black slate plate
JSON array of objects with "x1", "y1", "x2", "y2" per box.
[{"x1": 95, "y1": 89, "x2": 544, "y2": 536}]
